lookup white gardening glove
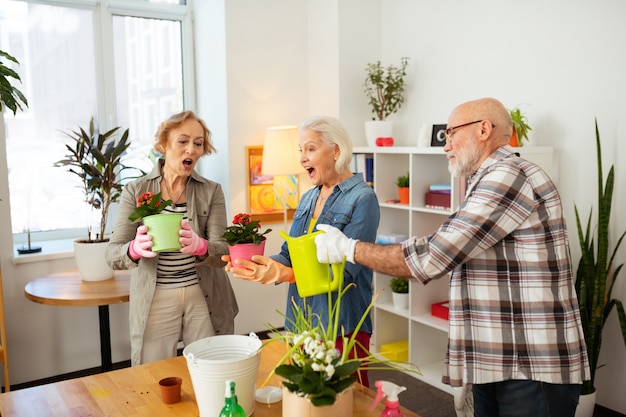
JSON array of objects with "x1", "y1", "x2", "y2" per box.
[
  {"x1": 314, "y1": 224, "x2": 357, "y2": 264},
  {"x1": 179, "y1": 219, "x2": 208, "y2": 255},
  {"x1": 128, "y1": 225, "x2": 157, "y2": 260}
]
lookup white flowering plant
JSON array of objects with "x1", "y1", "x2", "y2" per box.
[{"x1": 264, "y1": 277, "x2": 420, "y2": 406}]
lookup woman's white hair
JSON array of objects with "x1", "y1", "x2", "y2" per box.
[{"x1": 299, "y1": 116, "x2": 353, "y2": 173}]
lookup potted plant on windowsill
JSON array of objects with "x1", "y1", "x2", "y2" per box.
[
  {"x1": 396, "y1": 172, "x2": 410, "y2": 205},
  {"x1": 363, "y1": 57, "x2": 409, "y2": 147},
  {"x1": 55, "y1": 117, "x2": 140, "y2": 281},
  {"x1": 508, "y1": 106, "x2": 532, "y2": 147},
  {"x1": 574, "y1": 119, "x2": 626, "y2": 417},
  {"x1": 390, "y1": 277, "x2": 409, "y2": 310}
]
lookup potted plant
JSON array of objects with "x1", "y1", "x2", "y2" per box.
[
  {"x1": 55, "y1": 117, "x2": 139, "y2": 280},
  {"x1": 574, "y1": 119, "x2": 626, "y2": 415},
  {"x1": 128, "y1": 191, "x2": 183, "y2": 253},
  {"x1": 264, "y1": 276, "x2": 419, "y2": 414},
  {"x1": 508, "y1": 106, "x2": 532, "y2": 147},
  {"x1": 223, "y1": 213, "x2": 272, "y2": 265},
  {"x1": 363, "y1": 57, "x2": 410, "y2": 146},
  {"x1": 396, "y1": 172, "x2": 410, "y2": 205},
  {"x1": 390, "y1": 277, "x2": 409, "y2": 310},
  {"x1": 0, "y1": 50, "x2": 28, "y2": 116}
]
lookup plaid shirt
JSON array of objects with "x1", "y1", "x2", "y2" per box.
[{"x1": 402, "y1": 147, "x2": 590, "y2": 387}]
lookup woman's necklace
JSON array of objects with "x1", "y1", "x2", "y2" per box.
[
  {"x1": 163, "y1": 177, "x2": 188, "y2": 204},
  {"x1": 317, "y1": 188, "x2": 332, "y2": 206}
]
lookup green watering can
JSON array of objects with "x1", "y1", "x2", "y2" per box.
[{"x1": 280, "y1": 230, "x2": 346, "y2": 297}]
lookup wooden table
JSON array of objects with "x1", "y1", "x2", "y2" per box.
[
  {"x1": 0, "y1": 340, "x2": 421, "y2": 417},
  {"x1": 24, "y1": 270, "x2": 131, "y2": 372}
]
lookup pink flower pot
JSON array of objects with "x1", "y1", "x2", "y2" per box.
[{"x1": 228, "y1": 239, "x2": 266, "y2": 266}]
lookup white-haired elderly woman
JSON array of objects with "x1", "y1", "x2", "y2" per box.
[{"x1": 223, "y1": 115, "x2": 379, "y2": 386}]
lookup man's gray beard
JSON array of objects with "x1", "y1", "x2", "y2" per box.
[{"x1": 448, "y1": 141, "x2": 481, "y2": 178}]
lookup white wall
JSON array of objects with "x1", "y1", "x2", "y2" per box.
[{"x1": 1, "y1": 0, "x2": 625, "y2": 413}]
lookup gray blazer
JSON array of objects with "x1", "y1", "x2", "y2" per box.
[{"x1": 105, "y1": 160, "x2": 238, "y2": 365}]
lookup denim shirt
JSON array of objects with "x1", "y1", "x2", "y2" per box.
[{"x1": 272, "y1": 173, "x2": 380, "y2": 334}]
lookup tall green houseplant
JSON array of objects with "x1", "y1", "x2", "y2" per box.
[
  {"x1": 574, "y1": 119, "x2": 626, "y2": 395},
  {"x1": 55, "y1": 117, "x2": 138, "y2": 242}
]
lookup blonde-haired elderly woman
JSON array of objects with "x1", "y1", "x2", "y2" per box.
[{"x1": 106, "y1": 110, "x2": 237, "y2": 366}]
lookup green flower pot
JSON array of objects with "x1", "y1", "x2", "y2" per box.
[{"x1": 143, "y1": 213, "x2": 183, "y2": 252}]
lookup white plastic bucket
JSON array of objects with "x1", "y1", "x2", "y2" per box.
[{"x1": 183, "y1": 334, "x2": 262, "y2": 417}]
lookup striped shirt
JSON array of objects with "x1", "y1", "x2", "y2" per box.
[
  {"x1": 156, "y1": 203, "x2": 199, "y2": 288},
  {"x1": 402, "y1": 147, "x2": 590, "y2": 387}
]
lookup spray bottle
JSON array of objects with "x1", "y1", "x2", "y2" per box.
[
  {"x1": 218, "y1": 380, "x2": 247, "y2": 417},
  {"x1": 369, "y1": 380, "x2": 407, "y2": 417}
]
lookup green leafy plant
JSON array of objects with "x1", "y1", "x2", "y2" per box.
[
  {"x1": 222, "y1": 213, "x2": 272, "y2": 246},
  {"x1": 389, "y1": 277, "x2": 409, "y2": 294},
  {"x1": 574, "y1": 119, "x2": 626, "y2": 395},
  {"x1": 396, "y1": 173, "x2": 410, "y2": 188},
  {"x1": 264, "y1": 277, "x2": 419, "y2": 406},
  {"x1": 128, "y1": 191, "x2": 173, "y2": 222},
  {"x1": 364, "y1": 57, "x2": 409, "y2": 121},
  {"x1": 55, "y1": 117, "x2": 140, "y2": 242},
  {"x1": 0, "y1": 49, "x2": 28, "y2": 116},
  {"x1": 508, "y1": 107, "x2": 532, "y2": 146}
]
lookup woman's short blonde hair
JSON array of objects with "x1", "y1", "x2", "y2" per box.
[{"x1": 154, "y1": 110, "x2": 216, "y2": 156}]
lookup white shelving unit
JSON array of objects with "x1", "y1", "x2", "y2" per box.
[{"x1": 353, "y1": 145, "x2": 554, "y2": 395}]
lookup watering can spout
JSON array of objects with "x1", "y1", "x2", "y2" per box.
[{"x1": 280, "y1": 229, "x2": 346, "y2": 297}]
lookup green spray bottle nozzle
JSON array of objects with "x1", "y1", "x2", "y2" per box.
[{"x1": 219, "y1": 380, "x2": 246, "y2": 417}]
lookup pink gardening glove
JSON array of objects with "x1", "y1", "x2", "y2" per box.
[
  {"x1": 179, "y1": 219, "x2": 208, "y2": 255},
  {"x1": 129, "y1": 225, "x2": 157, "y2": 260}
]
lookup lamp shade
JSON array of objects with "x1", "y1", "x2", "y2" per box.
[{"x1": 261, "y1": 126, "x2": 304, "y2": 176}]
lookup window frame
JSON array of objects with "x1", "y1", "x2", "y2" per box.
[{"x1": 6, "y1": 0, "x2": 196, "y2": 247}]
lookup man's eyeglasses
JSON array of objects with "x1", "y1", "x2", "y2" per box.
[{"x1": 444, "y1": 120, "x2": 494, "y2": 143}]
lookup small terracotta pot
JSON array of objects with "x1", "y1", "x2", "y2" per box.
[
  {"x1": 398, "y1": 187, "x2": 410, "y2": 205},
  {"x1": 509, "y1": 131, "x2": 519, "y2": 147},
  {"x1": 159, "y1": 376, "x2": 182, "y2": 404}
]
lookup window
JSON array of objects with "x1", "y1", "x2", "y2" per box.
[{"x1": 0, "y1": 0, "x2": 192, "y2": 243}]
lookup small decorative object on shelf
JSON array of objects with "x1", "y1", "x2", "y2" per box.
[
  {"x1": 425, "y1": 183, "x2": 451, "y2": 210},
  {"x1": 390, "y1": 277, "x2": 409, "y2": 310},
  {"x1": 363, "y1": 57, "x2": 410, "y2": 147},
  {"x1": 431, "y1": 301, "x2": 450, "y2": 321},
  {"x1": 508, "y1": 106, "x2": 532, "y2": 147},
  {"x1": 223, "y1": 213, "x2": 272, "y2": 264},
  {"x1": 396, "y1": 173, "x2": 410, "y2": 205},
  {"x1": 364, "y1": 57, "x2": 410, "y2": 121},
  {"x1": 389, "y1": 277, "x2": 408, "y2": 294}
]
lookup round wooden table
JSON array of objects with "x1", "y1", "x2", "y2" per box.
[{"x1": 24, "y1": 270, "x2": 131, "y2": 372}]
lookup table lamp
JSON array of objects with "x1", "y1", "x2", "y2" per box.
[{"x1": 261, "y1": 125, "x2": 305, "y2": 230}]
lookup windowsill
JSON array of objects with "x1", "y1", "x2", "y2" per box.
[{"x1": 12, "y1": 239, "x2": 76, "y2": 264}]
